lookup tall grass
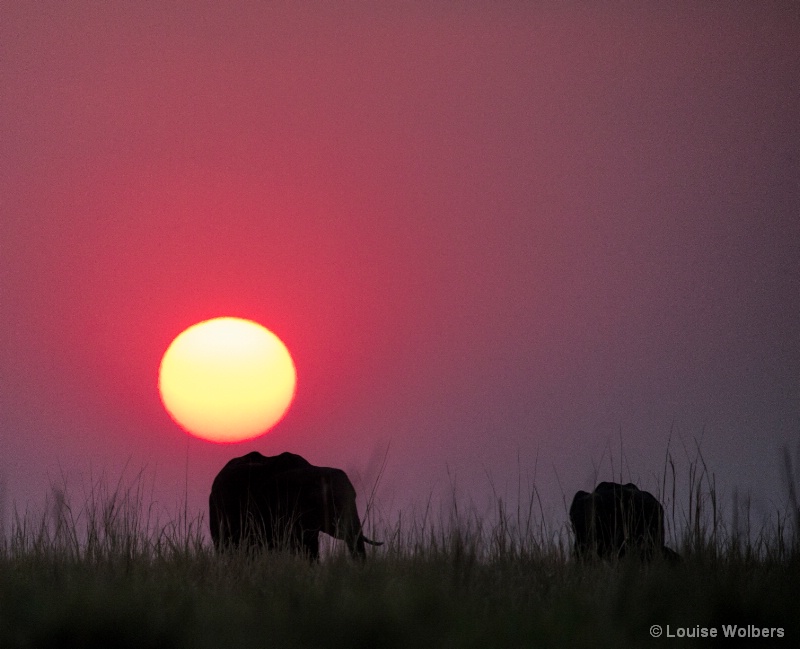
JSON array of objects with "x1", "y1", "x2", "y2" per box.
[{"x1": 1, "y1": 446, "x2": 798, "y2": 648}]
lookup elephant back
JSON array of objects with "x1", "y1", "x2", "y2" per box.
[{"x1": 215, "y1": 451, "x2": 311, "y2": 479}]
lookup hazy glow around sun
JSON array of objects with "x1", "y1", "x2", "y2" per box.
[{"x1": 158, "y1": 317, "x2": 296, "y2": 443}]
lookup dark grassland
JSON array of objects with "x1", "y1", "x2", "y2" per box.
[{"x1": 1, "y1": 448, "x2": 798, "y2": 648}]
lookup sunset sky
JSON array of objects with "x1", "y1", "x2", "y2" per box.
[{"x1": 2, "y1": 3, "x2": 798, "y2": 535}]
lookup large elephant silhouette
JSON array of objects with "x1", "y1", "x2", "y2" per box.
[
  {"x1": 569, "y1": 482, "x2": 680, "y2": 561},
  {"x1": 209, "y1": 451, "x2": 382, "y2": 560}
]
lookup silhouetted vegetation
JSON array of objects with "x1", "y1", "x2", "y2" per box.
[{"x1": 1, "y1": 447, "x2": 798, "y2": 648}]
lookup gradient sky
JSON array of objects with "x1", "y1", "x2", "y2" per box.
[{"x1": 2, "y1": 3, "x2": 798, "y2": 537}]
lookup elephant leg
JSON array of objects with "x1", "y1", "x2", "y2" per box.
[
  {"x1": 302, "y1": 530, "x2": 320, "y2": 561},
  {"x1": 281, "y1": 524, "x2": 302, "y2": 554}
]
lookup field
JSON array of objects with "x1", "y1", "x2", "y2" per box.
[{"x1": 1, "y1": 450, "x2": 798, "y2": 648}]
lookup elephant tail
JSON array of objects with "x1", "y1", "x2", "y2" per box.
[{"x1": 361, "y1": 535, "x2": 383, "y2": 546}]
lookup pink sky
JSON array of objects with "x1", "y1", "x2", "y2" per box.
[{"x1": 2, "y1": 3, "x2": 798, "y2": 534}]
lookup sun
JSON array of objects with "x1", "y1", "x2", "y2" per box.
[{"x1": 158, "y1": 317, "x2": 296, "y2": 443}]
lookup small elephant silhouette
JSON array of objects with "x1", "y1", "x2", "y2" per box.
[{"x1": 570, "y1": 482, "x2": 680, "y2": 561}]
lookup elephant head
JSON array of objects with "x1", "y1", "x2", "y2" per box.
[{"x1": 209, "y1": 451, "x2": 382, "y2": 560}]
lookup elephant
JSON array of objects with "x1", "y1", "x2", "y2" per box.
[
  {"x1": 569, "y1": 482, "x2": 680, "y2": 562},
  {"x1": 209, "y1": 451, "x2": 382, "y2": 560}
]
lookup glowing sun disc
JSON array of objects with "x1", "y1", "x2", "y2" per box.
[{"x1": 158, "y1": 317, "x2": 296, "y2": 443}]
